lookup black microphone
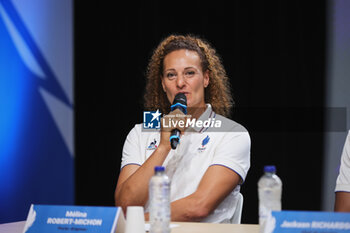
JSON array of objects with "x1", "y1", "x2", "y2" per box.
[{"x1": 169, "y1": 93, "x2": 187, "y2": 150}]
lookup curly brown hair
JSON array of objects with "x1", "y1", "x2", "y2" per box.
[{"x1": 144, "y1": 34, "x2": 234, "y2": 117}]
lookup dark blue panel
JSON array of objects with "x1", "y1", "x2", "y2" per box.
[{"x1": 0, "y1": 0, "x2": 73, "y2": 223}]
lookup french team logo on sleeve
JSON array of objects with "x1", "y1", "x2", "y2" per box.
[{"x1": 143, "y1": 110, "x2": 162, "y2": 129}]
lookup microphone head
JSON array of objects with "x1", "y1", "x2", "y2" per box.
[
  {"x1": 172, "y1": 93, "x2": 187, "y2": 105},
  {"x1": 171, "y1": 93, "x2": 187, "y2": 114}
]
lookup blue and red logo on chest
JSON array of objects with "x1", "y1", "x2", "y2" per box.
[{"x1": 198, "y1": 135, "x2": 210, "y2": 152}]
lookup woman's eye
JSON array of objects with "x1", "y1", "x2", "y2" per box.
[
  {"x1": 185, "y1": 71, "x2": 195, "y2": 77},
  {"x1": 166, "y1": 73, "x2": 176, "y2": 79}
]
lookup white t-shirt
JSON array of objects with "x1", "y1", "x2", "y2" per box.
[
  {"x1": 335, "y1": 130, "x2": 350, "y2": 192},
  {"x1": 120, "y1": 104, "x2": 251, "y2": 223}
]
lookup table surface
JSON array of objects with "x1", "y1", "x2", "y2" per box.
[
  {"x1": 0, "y1": 220, "x2": 260, "y2": 233},
  {"x1": 171, "y1": 221, "x2": 259, "y2": 233}
]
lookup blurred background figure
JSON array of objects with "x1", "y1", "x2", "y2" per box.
[{"x1": 334, "y1": 130, "x2": 350, "y2": 212}]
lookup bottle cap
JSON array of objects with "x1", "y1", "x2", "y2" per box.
[
  {"x1": 264, "y1": 165, "x2": 276, "y2": 173},
  {"x1": 154, "y1": 166, "x2": 165, "y2": 172}
]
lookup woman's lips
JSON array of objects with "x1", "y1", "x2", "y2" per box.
[{"x1": 178, "y1": 92, "x2": 189, "y2": 96}]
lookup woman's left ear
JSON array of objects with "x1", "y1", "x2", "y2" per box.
[{"x1": 204, "y1": 70, "x2": 210, "y2": 88}]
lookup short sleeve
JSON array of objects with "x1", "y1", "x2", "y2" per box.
[
  {"x1": 120, "y1": 124, "x2": 143, "y2": 169},
  {"x1": 211, "y1": 131, "x2": 251, "y2": 183},
  {"x1": 335, "y1": 131, "x2": 350, "y2": 192}
]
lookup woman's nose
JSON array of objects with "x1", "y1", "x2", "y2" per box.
[{"x1": 176, "y1": 74, "x2": 186, "y2": 88}]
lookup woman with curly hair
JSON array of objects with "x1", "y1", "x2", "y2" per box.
[{"x1": 115, "y1": 34, "x2": 250, "y2": 223}]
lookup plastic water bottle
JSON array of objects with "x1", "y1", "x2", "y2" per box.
[
  {"x1": 149, "y1": 166, "x2": 171, "y2": 233},
  {"x1": 258, "y1": 165, "x2": 282, "y2": 232}
]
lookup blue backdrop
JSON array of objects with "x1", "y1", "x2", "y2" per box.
[{"x1": 0, "y1": 0, "x2": 73, "y2": 223}]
